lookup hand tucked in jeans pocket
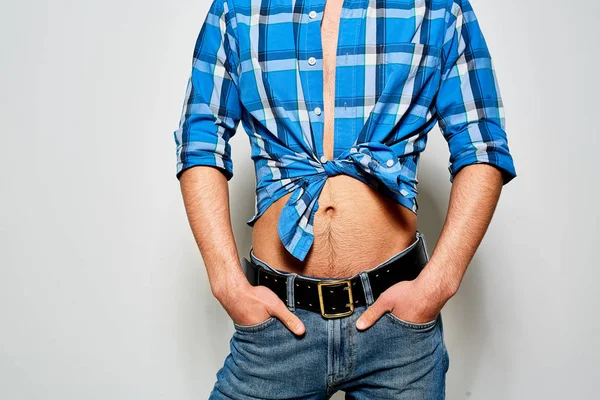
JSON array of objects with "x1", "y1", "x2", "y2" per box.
[
  {"x1": 215, "y1": 281, "x2": 306, "y2": 336},
  {"x1": 355, "y1": 262, "x2": 455, "y2": 331}
]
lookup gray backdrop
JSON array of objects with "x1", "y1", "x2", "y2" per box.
[{"x1": 1, "y1": 0, "x2": 598, "y2": 399}]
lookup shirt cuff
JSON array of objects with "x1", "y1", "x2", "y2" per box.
[
  {"x1": 447, "y1": 123, "x2": 517, "y2": 185},
  {"x1": 176, "y1": 151, "x2": 234, "y2": 181}
]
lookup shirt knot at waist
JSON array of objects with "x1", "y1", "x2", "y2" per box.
[
  {"x1": 277, "y1": 141, "x2": 419, "y2": 262},
  {"x1": 321, "y1": 159, "x2": 343, "y2": 177}
]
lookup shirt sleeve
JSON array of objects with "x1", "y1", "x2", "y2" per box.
[
  {"x1": 173, "y1": 0, "x2": 242, "y2": 181},
  {"x1": 434, "y1": 0, "x2": 516, "y2": 184}
]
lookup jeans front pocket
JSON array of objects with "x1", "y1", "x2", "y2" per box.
[
  {"x1": 384, "y1": 311, "x2": 438, "y2": 331},
  {"x1": 233, "y1": 316, "x2": 277, "y2": 333}
]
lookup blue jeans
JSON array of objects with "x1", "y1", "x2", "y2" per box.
[{"x1": 209, "y1": 233, "x2": 450, "y2": 399}]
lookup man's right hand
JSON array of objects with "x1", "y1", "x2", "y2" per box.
[{"x1": 216, "y1": 282, "x2": 306, "y2": 336}]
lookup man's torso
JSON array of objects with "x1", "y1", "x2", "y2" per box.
[{"x1": 252, "y1": 0, "x2": 417, "y2": 278}]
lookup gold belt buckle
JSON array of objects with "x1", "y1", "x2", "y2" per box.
[{"x1": 317, "y1": 279, "x2": 354, "y2": 318}]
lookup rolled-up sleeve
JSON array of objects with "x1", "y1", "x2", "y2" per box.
[
  {"x1": 173, "y1": 0, "x2": 242, "y2": 181},
  {"x1": 434, "y1": 0, "x2": 516, "y2": 184}
]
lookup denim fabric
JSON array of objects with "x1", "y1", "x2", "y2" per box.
[{"x1": 209, "y1": 233, "x2": 450, "y2": 399}]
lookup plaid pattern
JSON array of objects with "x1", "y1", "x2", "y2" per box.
[{"x1": 173, "y1": 0, "x2": 517, "y2": 262}]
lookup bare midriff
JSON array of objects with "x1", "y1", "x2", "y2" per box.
[{"x1": 251, "y1": 0, "x2": 417, "y2": 278}]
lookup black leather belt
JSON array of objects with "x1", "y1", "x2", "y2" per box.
[{"x1": 240, "y1": 233, "x2": 429, "y2": 319}]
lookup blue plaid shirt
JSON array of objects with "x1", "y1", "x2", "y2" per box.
[{"x1": 173, "y1": 0, "x2": 517, "y2": 262}]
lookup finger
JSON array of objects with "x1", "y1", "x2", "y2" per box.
[
  {"x1": 356, "y1": 295, "x2": 391, "y2": 330},
  {"x1": 270, "y1": 299, "x2": 306, "y2": 336}
]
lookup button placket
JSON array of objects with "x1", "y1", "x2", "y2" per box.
[{"x1": 301, "y1": 3, "x2": 326, "y2": 171}]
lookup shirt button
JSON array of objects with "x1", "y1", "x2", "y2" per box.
[
  {"x1": 309, "y1": 10, "x2": 317, "y2": 18},
  {"x1": 320, "y1": 155, "x2": 329, "y2": 163},
  {"x1": 386, "y1": 159, "x2": 394, "y2": 167},
  {"x1": 308, "y1": 57, "x2": 316, "y2": 66},
  {"x1": 314, "y1": 107, "x2": 322, "y2": 115},
  {"x1": 350, "y1": 148, "x2": 358, "y2": 153}
]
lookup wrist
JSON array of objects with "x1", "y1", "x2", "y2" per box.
[
  {"x1": 211, "y1": 273, "x2": 252, "y2": 300},
  {"x1": 417, "y1": 264, "x2": 458, "y2": 303}
]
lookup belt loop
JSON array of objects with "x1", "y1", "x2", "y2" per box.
[
  {"x1": 418, "y1": 231, "x2": 430, "y2": 261},
  {"x1": 255, "y1": 265, "x2": 262, "y2": 286},
  {"x1": 286, "y1": 274, "x2": 297, "y2": 311},
  {"x1": 359, "y1": 272, "x2": 375, "y2": 306}
]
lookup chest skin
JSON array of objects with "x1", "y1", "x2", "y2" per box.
[{"x1": 320, "y1": 0, "x2": 344, "y2": 161}]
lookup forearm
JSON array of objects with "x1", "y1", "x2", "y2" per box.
[
  {"x1": 419, "y1": 163, "x2": 504, "y2": 299},
  {"x1": 179, "y1": 166, "x2": 250, "y2": 297}
]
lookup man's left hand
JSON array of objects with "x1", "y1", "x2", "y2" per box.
[{"x1": 355, "y1": 265, "x2": 455, "y2": 330}]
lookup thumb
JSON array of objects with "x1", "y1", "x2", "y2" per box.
[
  {"x1": 356, "y1": 296, "x2": 390, "y2": 331},
  {"x1": 272, "y1": 300, "x2": 306, "y2": 336}
]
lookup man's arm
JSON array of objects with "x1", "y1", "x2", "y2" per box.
[
  {"x1": 416, "y1": 162, "x2": 504, "y2": 303},
  {"x1": 422, "y1": 0, "x2": 517, "y2": 299},
  {"x1": 180, "y1": 166, "x2": 248, "y2": 297},
  {"x1": 356, "y1": 163, "x2": 503, "y2": 330},
  {"x1": 179, "y1": 163, "x2": 305, "y2": 337},
  {"x1": 174, "y1": 0, "x2": 244, "y2": 296},
  {"x1": 174, "y1": 0, "x2": 305, "y2": 335},
  {"x1": 356, "y1": 0, "x2": 516, "y2": 329}
]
